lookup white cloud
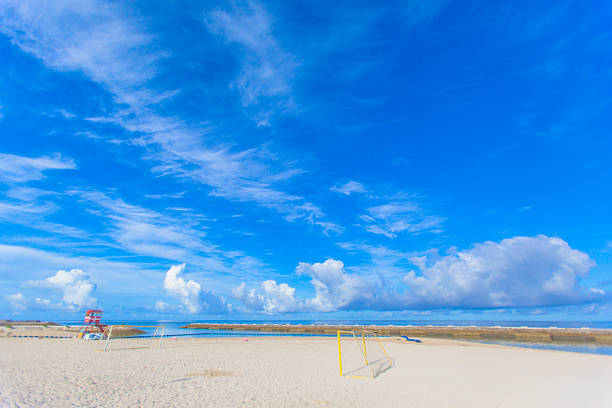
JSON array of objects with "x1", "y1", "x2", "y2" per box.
[
  {"x1": 0, "y1": 0, "x2": 337, "y2": 234},
  {"x1": 6, "y1": 293, "x2": 27, "y2": 311},
  {"x1": 361, "y1": 200, "x2": 444, "y2": 238},
  {"x1": 0, "y1": 244, "x2": 142, "y2": 282},
  {"x1": 233, "y1": 280, "x2": 299, "y2": 313},
  {"x1": 236, "y1": 258, "x2": 373, "y2": 313},
  {"x1": 0, "y1": 243, "x2": 172, "y2": 313},
  {"x1": 363, "y1": 224, "x2": 396, "y2": 239},
  {"x1": 233, "y1": 282, "x2": 265, "y2": 310},
  {"x1": 237, "y1": 236, "x2": 604, "y2": 313},
  {"x1": 29, "y1": 269, "x2": 97, "y2": 308},
  {"x1": 404, "y1": 235, "x2": 603, "y2": 308},
  {"x1": 205, "y1": 0, "x2": 296, "y2": 113},
  {"x1": 56, "y1": 109, "x2": 76, "y2": 119},
  {"x1": 0, "y1": 0, "x2": 163, "y2": 106},
  {"x1": 162, "y1": 263, "x2": 230, "y2": 314},
  {"x1": 338, "y1": 241, "x2": 420, "y2": 282},
  {"x1": 296, "y1": 259, "x2": 370, "y2": 312},
  {"x1": 163, "y1": 264, "x2": 202, "y2": 313},
  {"x1": 73, "y1": 190, "x2": 269, "y2": 285},
  {"x1": 0, "y1": 199, "x2": 84, "y2": 238},
  {"x1": 331, "y1": 180, "x2": 367, "y2": 196},
  {"x1": 5, "y1": 186, "x2": 52, "y2": 201},
  {"x1": 0, "y1": 153, "x2": 82, "y2": 238},
  {"x1": 314, "y1": 221, "x2": 344, "y2": 236},
  {"x1": 0, "y1": 153, "x2": 75, "y2": 183},
  {"x1": 136, "y1": 125, "x2": 328, "y2": 228},
  {"x1": 34, "y1": 298, "x2": 52, "y2": 308}
]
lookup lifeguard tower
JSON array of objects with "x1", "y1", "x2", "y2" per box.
[{"x1": 78, "y1": 309, "x2": 106, "y2": 339}]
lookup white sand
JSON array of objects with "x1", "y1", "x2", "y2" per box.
[{"x1": 0, "y1": 336, "x2": 611, "y2": 407}]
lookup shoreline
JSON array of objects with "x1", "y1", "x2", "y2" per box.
[
  {"x1": 183, "y1": 322, "x2": 612, "y2": 345},
  {"x1": 4, "y1": 320, "x2": 612, "y2": 346}
]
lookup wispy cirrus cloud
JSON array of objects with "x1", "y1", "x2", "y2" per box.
[
  {"x1": 70, "y1": 190, "x2": 271, "y2": 290},
  {"x1": 0, "y1": 0, "x2": 337, "y2": 234},
  {"x1": 0, "y1": 152, "x2": 75, "y2": 183},
  {"x1": 0, "y1": 152, "x2": 82, "y2": 237},
  {"x1": 0, "y1": 200, "x2": 85, "y2": 238},
  {"x1": 331, "y1": 179, "x2": 444, "y2": 239},
  {"x1": 205, "y1": 0, "x2": 297, "y2": 125},
  {"x1": 0, "y1": 0, "x2": 165, "y2": 106},
  {"x1": 331, "y1": 180, "x2": 367, "y2": 196},
  {"x1": 361, "y1": 200, "x2": 444, "y2": 239}
]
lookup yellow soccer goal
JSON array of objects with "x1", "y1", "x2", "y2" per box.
[{"x1": 337, "y1": 330, "x2": 394, "y2": 379}]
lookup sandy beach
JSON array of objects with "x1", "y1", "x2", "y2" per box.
[{"x1": 1, "y1": 335, "x2": 611, "y2": 408}]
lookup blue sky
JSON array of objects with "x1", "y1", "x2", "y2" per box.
[{"x1": 1, "y1": 0, "x2": 611, "y2": 322}]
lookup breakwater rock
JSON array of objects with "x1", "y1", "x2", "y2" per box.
[{"x1": 182, "y1": 323, "x2": 612, "y2": 345}]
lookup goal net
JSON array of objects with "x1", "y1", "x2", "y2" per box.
[
  {"x1": 337, "y1": 330, "x2": 394, "y2": 378},
  {"x1": 101, "y1": 325, "x2": 164, "y2": 352}
]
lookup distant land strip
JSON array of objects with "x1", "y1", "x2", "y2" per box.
[
  {"x1": 0, "y1": 320, "x2": 61, "y2": 327},
  {"x1": 183, "y1": 323, "x2": 612, "y2": 345}
]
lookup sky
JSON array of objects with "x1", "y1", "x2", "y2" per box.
[{"x1": 1, "y1": 0, "x2": 611, "y2": 322}]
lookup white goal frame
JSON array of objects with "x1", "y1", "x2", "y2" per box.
[{"x1": 102, "y1": 325, "x2": 164, "y2": 352}]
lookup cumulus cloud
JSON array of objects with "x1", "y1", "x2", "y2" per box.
[
  {"x1": 236, "y1": 236, "x2": 604, "y2": 313},
  {"x1": 233, "y1": 280, "x2": 298, "y2": 313},
  {"x1": 0, "y1": 153, "x2": 75, "y2": 183},
  {"x1": 162, "y1": 264, "x2": 230, "y2": 314},
  {"x1": 296, "y1": 259, "x2": 371, "y2": 312},
  {"x1": 404, "y1": 235, "x2": 603, "y2": 308},
  {"x1": 331, "y1": 180, "x2": 367, "y2": 196},
  {"x1": 29, "y1": 269, "x2": 97, "y2": 308},
  {"x1": 235, "y1": 259, "x2": 368, "y2": 313},
  {"x1": 234, "y1": 259, "x2": 379, "y2": 313},
  {"x1": 164, "y1": 264, "x2": 202, "y2": 313},
  {"x1": 6, "y1": 293, "x2": 27, "y2": 311}
]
